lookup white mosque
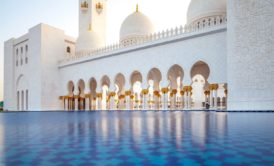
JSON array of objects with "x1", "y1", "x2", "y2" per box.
[{"x1": 4, "y1": 0, "x2": 274, "y2": 111}]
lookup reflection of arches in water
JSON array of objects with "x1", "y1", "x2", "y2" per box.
[{"x1": 190, "y1": 61, "x2": 210, "y2": 109}]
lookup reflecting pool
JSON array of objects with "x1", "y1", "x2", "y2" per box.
[{"x1": 0, "y1": 111, "x2": 274, "y2": 165}]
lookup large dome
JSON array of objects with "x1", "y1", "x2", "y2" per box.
[
  {"x1": 76, "y1": 30, "x2": 103, "y2": 52},
  {"x1": 120, "y1": 10, "x2": 154, "y2": 42},
  {"x1": 187, "y1": 0, "x2": 227, "y2": 25}
]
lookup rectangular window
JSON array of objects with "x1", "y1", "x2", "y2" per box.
[
  {"x1": 26, "y1": 90, "x2": 28, "y2": 111},
  {"x1": 17, "y1": 91, "x2": 20, "y2": 110}
]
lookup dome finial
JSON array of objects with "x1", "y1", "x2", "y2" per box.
[{"x1": 136, "y1": 4, "x2": 139, "y2": 12}]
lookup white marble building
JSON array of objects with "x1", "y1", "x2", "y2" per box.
[{"x1": 4, "y1": 0, "x2": 274, "y2": 111}]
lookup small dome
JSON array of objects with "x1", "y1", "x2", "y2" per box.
[
  {"x1": 120, "y1": 11, "x2": 154, "y2": 42},
  {"x1": 187, "y1": 0, "x2": 227, "y2": 25},
  {"x1": 76, "y1": 30, "x2": 103, "y2": 52}
]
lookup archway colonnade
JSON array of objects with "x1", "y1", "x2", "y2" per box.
[{"x1": 60, "y1": 61, "x2": 228, "y2": 111}]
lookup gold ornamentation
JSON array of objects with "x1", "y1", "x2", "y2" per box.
[
  {"x1": 81, "y1": 1, "x2": 88, "y2": 9},
  {"x1": 171, "y1": 89, "x2": 177, "y2": 94},
  {"x1": 96, "y1": 2, "x2": 103, "y2": 14},
  {"x1": 108, "y1": 92, "x2": 116, "y2": 97},
  {"x1": 183, "y1": 86, "x2": 192, "y2": 92},
  {"x1": 209, "y1": 84, "x2": 219, "y2": 90},
  {"x1": 125, "y1": 91, "x2": 131, "y2": 96},
  {"x1": 153, "y1": 91, "x2": 159, "y2": 96},
  {"x1": 161, "y1": 87, "x2": 169, "y2": 94},
  {"x1": 142, "y1": 89, "x2": 149, "y2": 95},
  {"x1": 119, "y1": 95, "x2": 125, "y2": 99},
  {"x1": 204, "y1": 90, "x2": 210, "y2": 95},
  {"x1": 96, "y1": 93, "x2": 102, "y2": 98},
  {"x1": 180, "y1": 90, "x2": 185, "y2": 96}
]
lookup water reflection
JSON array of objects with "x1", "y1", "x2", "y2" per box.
[{"x1": 0, "y1": 111, "x2": 229, "y2": 164}]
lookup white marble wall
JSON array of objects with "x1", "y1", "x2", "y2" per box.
[
  {"x1": 227, "y1": 0, "x2": 274, "y2": 110},
  {"x1": 59, "y1": 27, "x2": 227, "y2": 101}
]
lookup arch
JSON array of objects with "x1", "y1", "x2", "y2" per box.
[
  {"x1": 167, "y1": 64, "x2": 184, "y2": 89},
  {"x1": 77, "y1": 79, "x2": 85, "y2": 96},
  {"x1": 89, "y1": 77, "x2": 97, "y2": 91},
  {"x1": 130, "y1": 71, "x2": 142, "y2": 87},
  {"x1": 190, "y1": 61, "x2": 210, "y2": 80},
  {"x1": 16, "y1": 74, "x2": 24, "y2": 89},
  {"x1": 114, "y1": 73, "x2": 126, "y2": 94},
  {"x1": 66, "y1": 46, "x2": 71, "y2": 53},
  {"x1": 67, "y1": 81, "x2": 75, "y2": 96},
  {"x1": 100, "y1": 75, "x2": 111, "y2": 110},
  {"x1": 190, "y1": 61, "x2": 211, "y2": 109},
  {"x1": 101, "y1": 75, "x2": 111, "y2": 88},
  {"x1": 147, "y1": 68, "x2": 162, "y2": 91}
]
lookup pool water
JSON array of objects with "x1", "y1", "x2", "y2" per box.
[{"x1": 0, "y1": 111, "x2": 274, "y2": 166}]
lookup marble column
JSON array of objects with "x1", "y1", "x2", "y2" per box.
[
  {"x1": 180, "y1": 90, "x2": 184, "y2": 110},
  {"x1": 109, "y1": 92, "x2": 116, "y2": 110},
  {"x1": 97, "y1": 93, "x2": 102, "y2": 110},
  {"x1": 171, "y1": 89, "x2": 177, "y2": 110},
  {"x1": 161, "y1": 87, "x2": 169, "y2": 110},
  {"x1": 210, "y1": 89, "x2": 214, "y2": 108},
  {"x1": 142, "y1": 89, "x2": 148, "y2": 110},
  {"x1": 153, "y1": 91, "x2": 160, "y2": 110},
  {"x1": 214, "y1": 84, "x2": 219, "y2": 109},
  {"x1": 125, "y1": 91, "x2": 131, "y2": 110}
]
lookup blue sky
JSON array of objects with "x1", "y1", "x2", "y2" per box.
[{"x1": 0, "y1": 0, "x2": 190, "y2": 101}]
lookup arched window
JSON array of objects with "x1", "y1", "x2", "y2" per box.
[
  {"x1": 25, "y1": 45, "x2": 28, "y2": 64},
  {"x1": 26, "y1": 90, "x2": 28, "y2": 110},
  {"x1": 16, "y1": 55, "x2": 18, "y2": 67},
  {"x1": 17, "y1": 91, "x2": 20, "y2": 110},
  {"x1": 66, "y1": 46, "x2": 71, "y2": 53},
  {"x1": 20, "y1": 56, "x2": 23, "y2": 65}
]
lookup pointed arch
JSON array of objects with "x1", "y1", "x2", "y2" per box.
[{"x1": 167, "y1": 64, "x2": 184, "y2": 89}]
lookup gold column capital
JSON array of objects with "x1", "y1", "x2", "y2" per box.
[
  {"x1": 161, "y1": 87, "x2": 169, "y2": 94},
  {"x1": 142, "y1": 89, "x2": 149, "y2": 95},
  {"x1": 125, "y1": 91, "x2": 131, "y2": 96},
  {"x1": 96, "y1": 93, "x2": 102, "y2": 98},
  {"x1": 119, "y1": 95, "x2": 125, "y2": 99}
]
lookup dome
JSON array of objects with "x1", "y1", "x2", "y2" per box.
[
  {"x1": 187, "y1": 0, "x2": 227, "y2": 25},
  {"x1": 76, "y1": 30, "x2": 103, "y2": 52},
  {"x1": 120, "y1": 10, "x2": 154, "y2": 42}
]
